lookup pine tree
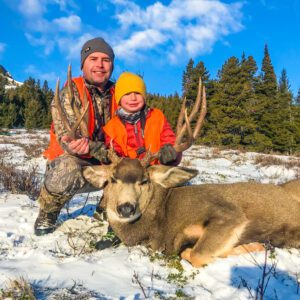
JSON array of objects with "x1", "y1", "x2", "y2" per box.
[
  {"x1": 295, "y1": 87, "x2": 300, "y2": 106},
  {"x1": 202, "y1": 56, "x2": 263, "y2": 149},
  {"x1": 17, "y1": 77, "x2": 44, "y2": 129},
  {"x1": 251, "y1": 45, "x2": 280, "y2": 152},
  {"x1": 41, "y1": 80, "x2": 54, "y2": 128},
  {"x1": 272, "y1": 69, "x2": 297, "y2": 153},
  {"x1": 260, "y1": 44, "x2": 277, "y2": 98},
  {"x1": 182, "y1": 59, "x2": 194, "y2": 99}
]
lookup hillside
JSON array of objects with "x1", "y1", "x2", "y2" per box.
[{"x1": 0, "y1": 64, "x2": 23, "y2": 89}]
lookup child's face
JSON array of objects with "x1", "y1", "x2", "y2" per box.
[{"x1": 120, "y1": 92, "x2": 145, "y2": 113}]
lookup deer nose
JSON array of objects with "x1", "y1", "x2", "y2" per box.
[{"x1": 117, "y1": 203, "x2": 136, "y2": 218}]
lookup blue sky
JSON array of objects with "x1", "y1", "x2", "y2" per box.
[{"x1": 0, "y1": 0, "x2": 300, "y2": 96}]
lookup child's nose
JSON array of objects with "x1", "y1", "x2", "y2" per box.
[{"x1": 130, "y1": 93, "x2": 137, "y2": 100}]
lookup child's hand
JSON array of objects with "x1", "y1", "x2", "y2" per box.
[{"x1": 159, "y1": 144, "x2": 177, "y2": 165}]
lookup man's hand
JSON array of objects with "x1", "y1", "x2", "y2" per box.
[
  {"x1": 159, "y1": 144, "x2": 177, "y2": 165},
  {"x1": 61, "y1": 136, "x2": 89, "y2": 155}
]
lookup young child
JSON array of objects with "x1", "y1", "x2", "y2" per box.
[{"x1": 103, "y1": 72, "x2": 181, "y2": 165}]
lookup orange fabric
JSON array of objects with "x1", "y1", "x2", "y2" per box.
[
  {"x1": 43, "y1": 77, "x2": 116, "y2": 160},
  {"x1": 103, "y1": 108, "x2": 165, "y2": 159},
  {"x1": 43, "y1": 123, "x2": 64, "y2": 160}
]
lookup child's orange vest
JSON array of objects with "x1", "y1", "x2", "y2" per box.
[{"x1": 103, "y1": 108, "x2": 165, "y2": 158}]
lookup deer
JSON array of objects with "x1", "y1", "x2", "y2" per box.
[{"x1": 56, "y1": 68, "x2": 300, "y2": 267}]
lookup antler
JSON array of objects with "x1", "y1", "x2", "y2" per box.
[
  {"x1": 107, "y1": 141, "x2": 122, "y2": 165},
  {"x1": 54, "y1": 65, "x2": 90, "y2": 140},
  {"x1": 141, "y1": 77, "x2": 207, "y2": 167},
  {"x1": 174, "y1": 77, "x2": 207, "y2": 152}
]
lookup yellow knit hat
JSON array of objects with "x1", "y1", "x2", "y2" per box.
[{"x1": 115, "y1": 72, "x2": 146, "y2": 104}]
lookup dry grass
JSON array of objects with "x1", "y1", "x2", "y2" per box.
[
  {"x1": 254, "y1": 155, "x2": 300, "y2": 168},
  {"x1": 0, "y1": 159, "x2": 41, "y2": 199},
  {"x1": 0, "y1": 131, "x2": 49, "y2": 159},
  {"x1": 0, "y1": 276, "x2": 36, "y2": 300}
]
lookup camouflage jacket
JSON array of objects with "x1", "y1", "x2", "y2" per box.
[{"x1": 51, "y1": 78, "x2": 115, "y2": 153}]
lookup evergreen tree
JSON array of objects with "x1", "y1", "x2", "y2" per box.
[
  {"x1": 41, "y1": 80, "x2": 54, "y2": 128},
  {"x1": 260, "y1": 44, "x2": 277, "y2": 98},
  {"x1": 271, "y1": 69, "x2": 297, "y2": 153},
  {"x1": 295, "y1": 87, "x2": 300, "y2": 106},
  {"x1": 251, "y1": 45, "x2": 280, "y2": 152},
  {"x1": 202, "y1": 56, "x2": 265, "y2": 149},
  {"x1": 182, "y1": 58, "x2": 194, "y2": 99},
  {"x1": 17, "y1": 77, "x2": 44, "y2": 128}
]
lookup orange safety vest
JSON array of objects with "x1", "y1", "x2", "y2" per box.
[
  {"x1": 43, "y1": 77, "x2": 117, "y2": 160},
  {"x1": 103, "y1": 108, "x2": 165, "y2": 159}
]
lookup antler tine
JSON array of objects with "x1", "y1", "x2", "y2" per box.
[
  {"x1": 140, "y1": 148, "x2": 159, "y2": 168},
  {"x1": 173, "y1": 110, "x2": 193, "y2": 152},
  {"x1": 67, "y1": 64, "x2": 90, "y2": 138},
  {"x1": 67, "y1": 64, "x2": 74, "y2": 103},
  {"x1": 192, "y1": 84, "x2": 207, "y2": 139},
  {"x1": 71, "y1": 101, "x2": 90, "y2": 137},
  {"x1": 176, "y1": 77, "x2": 203, "y2": 144},
  {"x1": 54, "y1": 78, "x2": 74, "y2": 138},
  {"x1": 176, "y1": 96, "x2": 187, "y2": 136},
  {"x1": 76, "y1": 88, "x2": 90, "y2": 137}
]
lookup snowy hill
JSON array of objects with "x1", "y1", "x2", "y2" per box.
[
  {"x1": 0, "y1": 64, "x2": 23, "y2": 90},
  {"x1": 0, "y1": 129, "x2": 299, "y2": 299}
]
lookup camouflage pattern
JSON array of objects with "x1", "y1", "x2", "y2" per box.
[
  {"x1": 51, "y1": 79, "x2": 114, "y2": 152},
  {"x1": 38, "y1": 154, "x2": 98, "y2": 212},
  {"x1": 38, "y1": 79, "x2": 114, "y2": 213}
]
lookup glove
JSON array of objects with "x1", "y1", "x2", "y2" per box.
[
  {"x1": 159, "y1": 144, "x2": 177, "y2": 165},
  {"x1": 89, "y1": 141, "x2": 110, "y2": 164}
]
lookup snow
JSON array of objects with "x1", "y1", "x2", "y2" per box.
[
  {"x1": 0, "y1": 130, "x2": 299, "y2": 299},
  {"x1": 1, "y1": 73, "x2": 23, "y2": 90}
]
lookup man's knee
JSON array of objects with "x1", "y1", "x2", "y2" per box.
[{"x1": 44, "y1": 155, "x2": 86, "y2": 196}]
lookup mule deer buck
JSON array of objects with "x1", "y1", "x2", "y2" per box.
[{"x1": 57, "y1": 68, "x2": 300, "y2": 267}]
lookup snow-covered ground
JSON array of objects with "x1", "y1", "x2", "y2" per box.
[{"x1": 0, "y1": 130, "x2": 299, "y2": 299}]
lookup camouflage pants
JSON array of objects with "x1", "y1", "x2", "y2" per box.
[{"x1": 38, "y1": 154, "x2": 99, "y2": 212}]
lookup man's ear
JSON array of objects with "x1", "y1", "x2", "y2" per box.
[
  {"x1": 82, "y1": 165, "x2": 112, "y2": 189},
  {"x1": 148, "y1": 165, "x2": 198, "y2": 188}
]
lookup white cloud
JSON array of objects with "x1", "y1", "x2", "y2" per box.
[
  {"x1": 16, "y1": 0, "x2": 82, "y2": 55},
  {"x1": 25, "y1": 64, "x2": 58, "y2": 82},
  {"x1": 114, "y1": 29, "x2": 167, "y2": 59},
  {"x1": 25, "y1": 33, "x2": 55, "y2": 55},
  {"x1": 18, "y1": 0, "x2": 45, "y2": 17},
  {"x1": 53, "y1": 15, "x2": 81, "y2": 33},
  {"x1": 112, "y1": 0, "x2": 244, "y2": 63}
]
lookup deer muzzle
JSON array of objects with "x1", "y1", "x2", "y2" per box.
[{"x1": 117, "y1": 202, "x2": 136, "y2": 218}]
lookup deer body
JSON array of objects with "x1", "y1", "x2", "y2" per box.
[
  {"x1": 108, "y1": 178, "x2": 300, "y2": 254},
  {"x1": 84, "y1": 159, "x2": 300, "y2": 267}
]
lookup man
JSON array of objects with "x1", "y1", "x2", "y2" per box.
[{"x1": 34, "y1": 37, "x2": 117, "y2": 236}]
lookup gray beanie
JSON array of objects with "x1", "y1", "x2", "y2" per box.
[{"x1": 80, "y1": 37, "x2": 115, "y2": 69}]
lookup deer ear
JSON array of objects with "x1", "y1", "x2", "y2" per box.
[
  {"x1": 148, "y1": 165, "x2": 198, "y2": 188},
  {"x1": 82, "y1": 165, "x2": 112, "y2": 189}
]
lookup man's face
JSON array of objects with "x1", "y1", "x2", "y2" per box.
[
  {"x1": 82, "y1": 52, "x2": 113, "y2": 90},
  {"x1": 120, "y1": 92, "x2": 145, "y2": 113}
]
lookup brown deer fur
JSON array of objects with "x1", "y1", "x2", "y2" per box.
[{"x1": 83, "y1": 158, "x2": 300, "y2": 268}]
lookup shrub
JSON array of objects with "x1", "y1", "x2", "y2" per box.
[{"x1": 0, "y1": 159, "x2": 41, "y2": 199}]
